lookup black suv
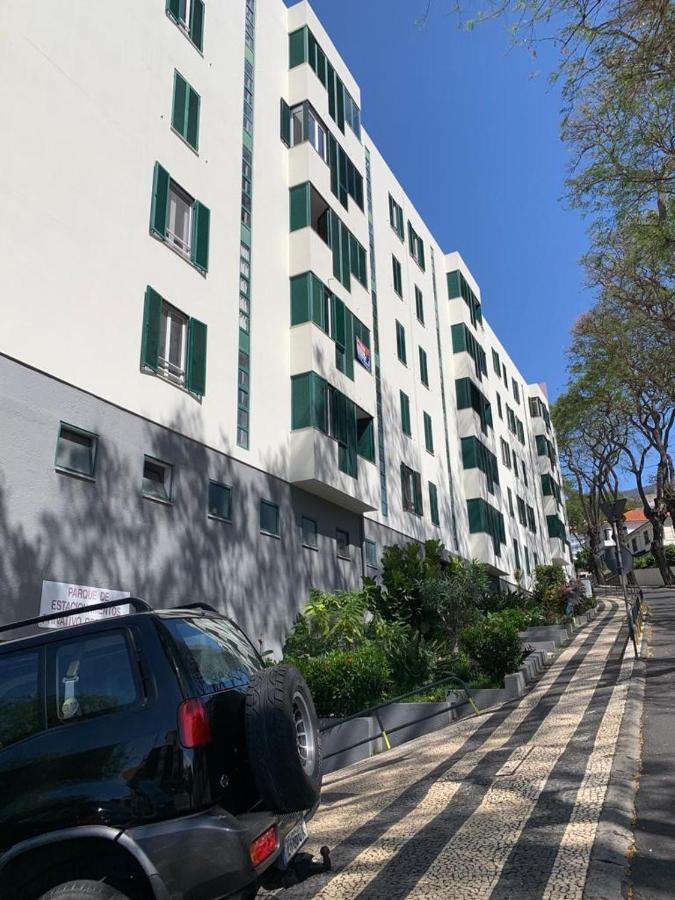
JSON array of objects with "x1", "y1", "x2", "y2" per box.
[{"x1": 0, "y1": 598, "x2": 322, "y2": 899}]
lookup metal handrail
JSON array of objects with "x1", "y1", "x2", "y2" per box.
[{"x1": 320, "y1": 673, "x2": 480, "y2": 761}]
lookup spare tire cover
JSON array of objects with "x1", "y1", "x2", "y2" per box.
[{"x1": 245, "y1": 665, "x2": 322, "y2": 813}]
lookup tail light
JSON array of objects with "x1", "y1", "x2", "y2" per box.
[
  {"x1": 250, "y1": 825, "x2": 278, "y2": 867},
  {"x1": 178, "y1": 699, "x2": 211, "y2": 748}
]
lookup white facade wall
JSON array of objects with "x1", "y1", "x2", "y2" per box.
[{"x1": 0, "y1": 0, "x2": 571, "y2": 622}]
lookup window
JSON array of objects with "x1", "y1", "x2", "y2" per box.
[
  {"x1": 172, "y1": 70, "x2": 200, "y2": 151},
  {"x1": 508, "y1": 487, "x2": 515, "y2": 517},
  {"x1": 55, "y1": 424, "x2": 97, "y2": 478},
  {"x1": 451, "y1": 323, "x2": 488, "y2": 381},
  {"x1": 513, "y1": 540, "x2": 521, "y2": 571},
  {"x1": 455, "y1": 377, "x2": 493, "y2": 433},
  {"x1": 513, "y1": 451, "x2": 519, "y2": 479},
  {"x1": 401, "y1": 463, "x2": 423, "y2": 515},
  {"x1": 467, "y1": 497, "x2": 506, "y2": 555},
  {"x1": 419, "y1": 347, "x2": 429, "y2": 387},
  {"x1": 517, "y1": 496, "x2": 527, "y2": 527},
  {"x1": 141, "y1": 287, "x2": 207, "y2": 396},
  {"x1": 163, "y1": 617, "x2": 260, "y2": 694},
  {"x1": 644, "y1": 531, "x2": 650, "y2": 546},
  {"x1": 389, "y1": 194, "x2": 404, "y2": 239},
  {"x1": 527, "y1": 505, "x2": 537, "y2": 533},
  {"x1": 400, "y1": 390, "x2": 412, "y2": 436},
  {"x1": 423, "y1": 412, "x2": 434, "y2": 454},
  {"x1": 502, "y1": 363, "x2": 508, "y2": 387},
  {"x1": 289, "y1": 102, "x2": 328, "y2": 162},
  {"x1": 415, "y1": 286, "x2": 425, "y2": 323},
  {"x1": 534, "y1": 551, "x2": 539, "y2": 567},
  {"x1": 500, "y1": 438, "x2": 511, "y2": 469},
  {"x1": 336, "y1": 528, "x2": 350, "y2": 559},
  {"x1": 492, "y1": 349, "x2": 500, "y2": 375},
  {"x1": 0, "y1": 650, "x2": 42, "y2": 748},
  {"x1": 392, "y1": 255, "x2": 403, "y2": 297},
  {"x1": 525, "y1": 546, "x2": 531, "y2": 575},
  {"x1": 166, "y1": 0, "x2": 205, "y2": 52},
  {"x1": 632, "y1": 538, "x2": 638, "y2": 552},
  {"x1": 260, "y1": 500, "x2": 280, "y2": 537},
  {"x1": 396, "y1": 320, "x2": 407, "y2": 364},
  {"x1": 50, "y1": 632, "x2": 139, "y2": 724},
  {"x1": 447, "y1": 269, "x2": 482, "y2": 327},
  {"x1": 512, "y1": 379, "x2": 520, "y2": 404},
  {"x1": 142, "y1": 456, "x2": 173, "y2": 503},
  {"x1": 507, "y1": 406, "x2": 517, "y2": 435},
  {"x1": 208, "y1": 481, "x2": 231, "y2": 521},
  {"x1": 429, "y1": 481, "x2": 440, "y2": 526},
  {"x1": 150, "y1": 163, "x2": 210, "y2": 273},
  {"x1": 516, "y1": 419, "x2": 525, "y2": 445},
  {"x1": 547, "y1": 515, "x2": 567, "y2": 541},
  {"x1": 496, "y1": 392, "x2": 503, "y2": 420},
  {"x1": 461, "y1": 436, "x2": 499, "y2": 493},
  {"x1": 364, "y1": 539, "x2": 378, "y2": 568},
  {"x1": 522, "y1": 460, "x2": 528, "y2": 486},
  {"x1": 302, "y1": 516, "x2": 318, "y2": 549},
  {"x1": 408, "y1": 222, "x2": 425, "y2": 270}
]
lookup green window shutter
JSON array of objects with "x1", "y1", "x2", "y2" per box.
[
  {"x1": 289, "y1": 183, "x2": 310, "y2": 230},
  {"x1": 451, "y1": 323, "x2": 466, "y2": 353},
  {"x1": 345, "y1": 399, "x2": 357, "y2": 476},
  {"x1": 456, "y1": 377, "x2": 469, "y2": 409},
  {"x1": 400, "y1": 391, "x2": 411, "y2": 436},
  {"x1": 291, "y1": 373, "x2": 311, "y2": 429},
  {"x1": 141, "y1": 287, "x2": 163, "y2": 372},
  {"x1": 191, "y1": 201, "x2": 210, "y2": 272},
  {"x1": 429, "y1": 482, "x2": 439, "y2": 526},
  {"x1": 392, "y1": 256, "x2": 401, "y2": 296},
  {"x1": 424, "y1": 413, "x2": 433, "y2": 453},
  {"x1": 290, "y1": 273, "x2": 311, "y2": 325},
  {"x1": 150, "y1": 162, "x2": 169, "y2": 238},
  {"x1": 172, "y1": 71, "x2": 187, "y2": 137},
  {"x1": 186, "y1": 318, "x2": 207, "y2": 395},
  {"x1": 335, "y1": 74, "x2": 345, "y2": 131},
  {"x1": 289, "y1": 27, "x2": 308, "y2": 68},
  {"x1": 418, "y1": 242, "x2": 425, "y2": 271},
  {"x1": 326, "y1": 61, "x2": 336, "y2": 119},
  {"x1": 357, "y1": 417, "x2": 375, "y2": 461},
  {"x1": 315, "y1": 44, "x2": 327, "y2": 85},
  {"x1": 396, "y1": 322, "x2": 406, "y2": 364},
  {"x1": 186, "y1": 85, "x2": 200, "y2": 150},
  {"x1": 340, "y1": 222, "x2": 351, "y2": 289},
  {"x1": 413, "y1": 472, "x2": 423, "y2": 516},
  {"x1": 447, "y1": 270, "x2": 460, "y2": 299},
  {"x1": 189, "y1": 0, "x2": 204, "y2": 50},
  {"x1": 311, "y1": 275, "x2": 328, "y2": 332},
  {"x1": 310, "y1": 372, "x2": 327, "y2": 431},
  {"x1": 419, "y1": 347, "x2": 428, "y2": 386},
  {"x1": 344, "y1": 309, "x2": 354, "y2": 380},
  {"x1": 337, "y1": 146, "x2": 348, "y2": 207},
  {"x1": 333, "y1": 295, "x2": 346, "y2": 348},
  {"x1": 328, "y1": 135, "x2": 338, "y2": 196},
  {"x1": 358, "y1": 244, "x2": 368, "y2": 287},
  {"x1": 280, "y1": 99, "x2": 291, "y2": 146},
  {"x1": 167, "y1": 0, "x2": 180, "y2": 19},
  {"x1": 461, "y1": 436, "x2": 476, "y2": 469}
]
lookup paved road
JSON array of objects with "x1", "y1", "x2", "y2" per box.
[
  {"x1": 271, "y1": 598, "x2": 638, "y2": 900},
  {"x1": 630, "y1": 587, "x2": 675, "y2": 900}
]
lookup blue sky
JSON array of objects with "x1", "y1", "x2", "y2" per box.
[{"x1": 287, "y1": 0, "x2": 592, "y2": 401}]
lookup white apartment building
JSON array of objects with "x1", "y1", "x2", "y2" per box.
[{"x1": 0, "y1": 0, "x2": 570, "y2": 648}]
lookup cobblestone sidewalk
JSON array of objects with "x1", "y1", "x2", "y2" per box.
[{"x1": 268, "y1": 598, "x2": 637, "y2": 900}]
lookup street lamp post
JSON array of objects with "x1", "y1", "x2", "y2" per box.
[{"x1": 601, "y1": 498, "x2": 639, "y2": 658}]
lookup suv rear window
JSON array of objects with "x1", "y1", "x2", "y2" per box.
[
  {"x1": 49, "y1": 632, "x2": 139, "y2": 723},
  {"x1": 0, "y1": 649, "x2": 42, "y2": 749},
  {"x1": 164, "y1": 617, "x2": 260, "y2": 694}
]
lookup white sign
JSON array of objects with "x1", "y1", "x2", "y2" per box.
[{"x1": 39, "y1": 581, "x2": 131, "y2": 629}]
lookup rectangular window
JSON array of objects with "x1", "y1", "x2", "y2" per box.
[
  {"x1": 166, "y1": 0, "x2": 205, "y2": 52},
  {"x1": 142, "y1": 456, "x2": 173, "y2": 503},
  {"x1": 644, "y1": 532, "x2": 650, "y2": 547},
  {"x1": 141, "y1": 287, "x2": 207, "y2": 396},
  {"x1": 534, "y1": 551, "x2": 539, "y2": 567},
  {"x1": 461, "y1": 435, "x2": 499, "y2": 493},
  {"x1": 150, "y1": 163, "x2": 210, "y2": 273},
  {"x1": 513, "y1": 540, "x2": 521, "y2": 571},
  {"x1": 364, "y1": 538, "x2": 378, "y2": 568},
  {"x1": 415, "y1": 286, "x2": 424, "y2": 323},
  {"x1": 302, "y1": 516, "x2": 318, "y2": 549},
  {"x1": 336, "y1": 528, "x2": 350, "y2": 559},
  {"x1": 512, "y1": 379, "x2": 520, "y2": 404},
  {"x1": 407, "y1": 222, "x2": 425, "y2": 270},
  {"x1": 172, "y1": 70, "x2": 200, "y2": 151},
  {"x1": 396, "y1": 320, "x2": 407, "y2": 364},
  {"x1": 419, "y1": 346, "x2": 429, "y2": 387},
  {"x1": 429, "y1": 481, "x2": 440, "y2": 526},
  {"x1": 502, "y1": 363, "x2": 508, "y2": 387},
  {"x1": 423, "y1": 412, "x2": 434, "y2": 454},
  {"x1": 466, "y1": 497, "x2": 506, "y2": 555},
  {"x1": 392, "y1": 255, "x2": 403, "y2": 297},
  {"x1": 508, "y1": 487, "x2": 514, "y2": 517},
  {"x1": 400, "y1": 390, "x2": 411, "y2": 436},
  {"x1": 525, "y1": 546, "x2": 531, "y2": 575},
  {"x1": 500, "y1": 438, "x2": 511, "y2": 469},
  {"x1": 455, "y1": 377, "x2": 493, "y2": 433},
  {"x1": 447, "y1": 269, "x2": 482, "y2": 327},
  {"x1": 389, "y1": 194, "x2": 404, "y2": 239},
  {"x1": 260, "y1": 500, "x2": 280, "y2": 537},
  {"x1": 522, "y1": 460, "x2": 528, "y2": 486},
  {"x1": 208, "y1": 480, "x2": 231, "y2": 521},
  {"x1": 163, "y1": 617, "x2": 259, "y2": 694},
  {"x1": 517, "y1": 496, "x2": 527, "y2": 527},
  {"x1": 400, "y1": 463, "x2": 423, "y2": 515},
  {"x1": 55, "y1": 424, "x2": 97, "y2": 478},
  {"x1": 0, "y1": 649, "x2": 42, "y2": 748},
  {"x1": 496, "y1": 392, "x2": 503, "y2": 420},
  {"x1": 492, "y1": 349, "x2": 500, "y2": 375},
  {"x1": 50, "y1": 632, "x2": 139, "y2": 725},
  {"x1": 527, "y1": 505, "x2": 537, "y2": 533}
]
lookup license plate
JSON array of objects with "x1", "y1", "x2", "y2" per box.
[{"x1": 281, "y1": 818, "x2": 308, "y2": 867}]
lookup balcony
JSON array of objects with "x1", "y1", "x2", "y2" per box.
[
  {"x1": 468, "y1": 532, "x2": 509, "y2": 575},
  {"x1": 289, "y1": 428, "x2": 379, "y2": 513},
  {"x1": 549, "y1": 537, "x2": 569, "y2": 565}
]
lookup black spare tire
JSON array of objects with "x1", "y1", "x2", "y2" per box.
[{"x1": 245, "y1": 665, "x2": 322, "y2": 813}]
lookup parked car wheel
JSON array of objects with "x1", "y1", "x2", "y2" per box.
[
  {"x1": 39, "y1": 881, "x2": 129, "y2": 899},
  {"x1": 245, "y1": 665, "x2": 322, "y2": 813}
]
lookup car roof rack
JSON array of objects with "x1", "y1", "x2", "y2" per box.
[
  {"x1": 171, "y1": 602, "x2": 220, "y2": 614},
  {"x1": 0, "y1": 597, "x2": 152, "y2": 637}
]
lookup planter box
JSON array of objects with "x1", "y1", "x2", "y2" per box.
[
  {"x1": 378, "y1": 701, "x2": 455, "y2": 750},
  {"x1": 319, "y1": 716, "x2": 383, "y2": 774}
]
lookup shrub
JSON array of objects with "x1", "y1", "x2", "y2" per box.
[
  {"x1": 283, "y1": 587, "x2": 381, "y2": 658},
  {"x1": 289, "y1": 643, "x2": 391, "y2": 718},
  {"x1": 460, "y1": 612, "x2": 523, "y2": 685}
]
